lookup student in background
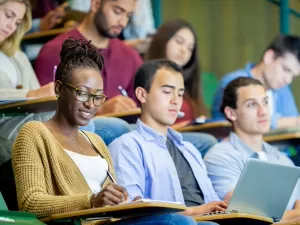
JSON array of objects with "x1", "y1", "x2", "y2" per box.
[
  {"x1": 146, "y1": 19, "x2": 208, "y2": 122},
  {"x1": 0, "y1": 0, "x2": 130, "y2": 166},
  {"x1": 211, "y1": 35, "x2": 300, "y2": 130},
  {"x1": 0, "y1": 0, "x2": 56, "y2": 166},
  {"x1": 109, "y1": 59, "x2": 227, "y2": 217},
  {"x1": 35, "y1": 1, "x2": 216, "y2": 156},
  {"x1": 145, "y1": 19, "x2": 217, "y2": 156},
  {"x1": 12, "y1": 38, "x2": 199, "y2": 225},
  {"x1": 35, "y1": 0, "x2": 141, "y2": 115},
  {"x1": 205, "y1": 77, "x2": 300, "y2": 222}
]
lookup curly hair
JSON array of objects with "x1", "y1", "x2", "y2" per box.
[{"x1": 55, "y1": 37, "x2": 105, "y2": 83}]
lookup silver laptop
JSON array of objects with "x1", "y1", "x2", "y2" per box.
[{"x1": 227, "y1": 158, "x2": 300, "y2": 221}]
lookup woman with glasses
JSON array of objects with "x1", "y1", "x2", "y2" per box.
[{"x1": 11, "y1": 37, "x2": 199, "y2": 225}]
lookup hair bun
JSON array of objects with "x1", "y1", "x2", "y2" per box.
[{"x1": 60, "y1": 37, "x2": 104, "y2": 71}]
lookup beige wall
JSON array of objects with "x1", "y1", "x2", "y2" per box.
[{"x1": 162, "y1": 0, "x2": 300, "y2": 108}]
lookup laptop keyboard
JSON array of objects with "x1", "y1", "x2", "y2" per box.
[{"x1": 202, "y1": 210, "x2": 238, "y2": 216}]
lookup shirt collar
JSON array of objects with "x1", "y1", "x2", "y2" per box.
[
  {"x1": 136, "y1": 119, "x2": 183, "y2": 144},
  {"x1": 245, "y1": 62, "x2": 274, "y2": 93},
  {"x1": 244, "y1": 62, "x2": 256, "y2": 77},
  {"x1": 229, "y1": 132, "x2": 274, "y2": 157}
]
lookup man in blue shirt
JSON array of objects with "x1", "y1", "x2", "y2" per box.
[
  {"x1": 205, "y1": 77, "x2": 300, "y2": 222},
  {"x1": 109, "y1": 59, "x2": 227, "y2": 217},
  {"x1": 212, "y1": 35, "x2": 300, "y2": 129}
]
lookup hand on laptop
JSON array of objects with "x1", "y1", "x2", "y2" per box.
[
  {"x1": 26, "y1": 82, "x2": 55, "y2": 98},
  {"x1": 186, "y1": 201, "x2": 228, "y2": 216},
  {"x1": 97, "y1": 95, "x2": 137, "y2": 114}
]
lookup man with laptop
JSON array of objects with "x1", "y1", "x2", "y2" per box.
[{"x1": 204, "y1": 77, "x2": 300, "y2": 221}]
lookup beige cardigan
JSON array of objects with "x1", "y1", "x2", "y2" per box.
[
  {"x1": 12, "y1": 121, "x2": 116, "y2": 219},
  {"x1": 0, "y1": 51, "x2": 40, "y2": 99}
]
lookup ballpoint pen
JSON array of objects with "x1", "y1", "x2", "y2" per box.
[
  {"x1": 106, "y1": 170, "x2": 130, "y2": 203},
  {"x1": 106, "y1": 169, "x2": 117, "y2": 184},
  {"x1": 118, "y1": 86, "x2": 128, "y2": 97},
  {"x1": 53, "y1": 65, "x2": 57, "y2": 81}
]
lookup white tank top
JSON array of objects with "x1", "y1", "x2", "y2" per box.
[{"x1": 65, "y1": 149, "x2": 108, "y2": 193}]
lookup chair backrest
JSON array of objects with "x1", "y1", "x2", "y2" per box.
[
  {"x1": 0, "y1": 160, "x2": 18, "y2": 211},
  {"x1": 201, "y1": 72, "x2": 218, "y2": 112},
  {"x1": 0, "y1": 192, "x2": 8, "y2": 211}
]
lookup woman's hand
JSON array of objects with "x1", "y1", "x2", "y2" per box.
[
  {"x1": 91, "y1": 184, "x2": 129, "y2": 208},
  {"x1": 26, "y1": 82, "x2": 55, "y2": 98}
]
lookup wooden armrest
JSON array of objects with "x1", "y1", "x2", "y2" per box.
[
  {"x1": 97, "y1": 108, "x2": 141, "y2": 118},
  {"x1": 41, "y1": 202, "x2": 186, "y2": 223},
  {"x1": 0, "y1": 96, "x2": 57, "y2": 116},
  {"x1": 273, "y1": 222, "x2": 300, "y2": 225},
  {"x1": 194, "y1": 213, "x2": 273, "y2": 225}
]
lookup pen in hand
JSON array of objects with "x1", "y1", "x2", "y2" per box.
[
  {"x1": 106, "y1": 170, "x2": 129, "y2": 203},
  {"x1": 53, "y1": 65, "x2": 57, "y2": 81},
  {"x1": 118, "y1": 86, "x2": 128, "y2": 97},
  {"x1": 106, "y1": 170, "x2": 117, "y2": 184}
]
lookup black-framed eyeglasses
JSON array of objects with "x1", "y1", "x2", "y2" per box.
[{"x1": 61, "y1": 82, "x2": 107, "y2": 106}]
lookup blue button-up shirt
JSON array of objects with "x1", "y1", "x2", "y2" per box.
[
  {"x1": 109, "y1": 119, "x2": 220, "y2": 204},
  {"x1": 211, "y1": 63, "x2": 299, "y2": 129}
]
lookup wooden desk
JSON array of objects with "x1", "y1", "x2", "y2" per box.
[
  {"x1": 176, "y1": 121, "x2": 232, "y2": 139},
  {"x1": 273, "y1": 221, "x2": 300, "y2": 225},
  {"x1": 41, "y1": 201, "x2": 186, "y2": 223},
  {"x1": 0, "y1": 96, "x2": 57, "y2": 116},
  {"x1": 263, "y1": 127, "x2": 300, "y2": 145},
  {"x1": 264, "y1": 133, "x2": 300, "y2": 145},
  {"x1": 194, "y1": 213, "x2": 273, "y2": 225},
  {"x1": 97, "y1": 108, "x2": 141, "y2": 124},
  {"x1": 22, "y1": 28, "x2": 67, "y2": 41}
]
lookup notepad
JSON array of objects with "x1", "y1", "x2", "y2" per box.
[{"x1": 119, "y1": 199, "x2": 183, "y2": 205}]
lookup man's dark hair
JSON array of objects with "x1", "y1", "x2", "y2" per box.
[
  {"x1": 264, "y1": 35, "x2": 300, "y2": 62},
  {"x1": 134, "y1": 59, "x2": 183, "y2": 92},
  {"x1": 220, "y1": 77, "x2": 264, "y2": 116}
]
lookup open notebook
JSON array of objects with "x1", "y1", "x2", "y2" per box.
[{"x1": 120, "y1": 199, "x2": 183, "y2": 205}]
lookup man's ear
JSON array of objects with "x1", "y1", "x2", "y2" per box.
[
  {"x1": 90, "y1": 0, "x2": 101, "y2": 13},
  {"x1": 135, "y1": 87, "x2": 147, "y2": 104},
  {"x1": 224, "y1": 106, "x2": 237, "y2": 121},
  {"x1": 263, "y1": 49, "x2": 276, "y2": 65}
]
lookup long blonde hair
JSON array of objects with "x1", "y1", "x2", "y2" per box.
[{"x1": 0, "y1": 0, "x2": 31, "y2": 56}]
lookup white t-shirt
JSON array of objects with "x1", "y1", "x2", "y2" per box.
[
  {"x1": 65, "y1": 150, "x2": 108, "y2": 193},
  {"x1": 257, "y1": 151, "x2": 269, "y2": 161}
]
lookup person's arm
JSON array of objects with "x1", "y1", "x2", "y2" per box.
[
  {"x1": 179, "y1": 201, "x2": 228, "y2": 216},
  {"x1": 108, "y1": 137, "x2": 145, "y2": 200},
  {"x1": 124, "y1": 38, "x2": 152, "y2": 54},
  {"x1": 281, "y1": 209, "x2": 300, "y2": 222},
  {"x1": 126, "y1": 49, "x2": 143, "y2": 104},
  {"x1": 224, "y1": 190, "x2": 234, "y2": 202},
  {"x1": 35, "y1": 41, "x2": 62, "y2": 86},
  {"x1": 275, "y1": 117, "x2": 300, "y2": 129},
  {"x1": 0, "y1": 69, "x2": 29, "y2": 98},
  {"x1": 272, "y1": 86, "x2": 299, "y2": 129},
  {"x1": 204, "y1": 146, "x2": 243, "y2": 200},
  {"x1": 12, "y1": 123, "x2": 91, "y2": 218},
  {"x1": 15, "y1": 52, "x2": 40, "y2": 90}
]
